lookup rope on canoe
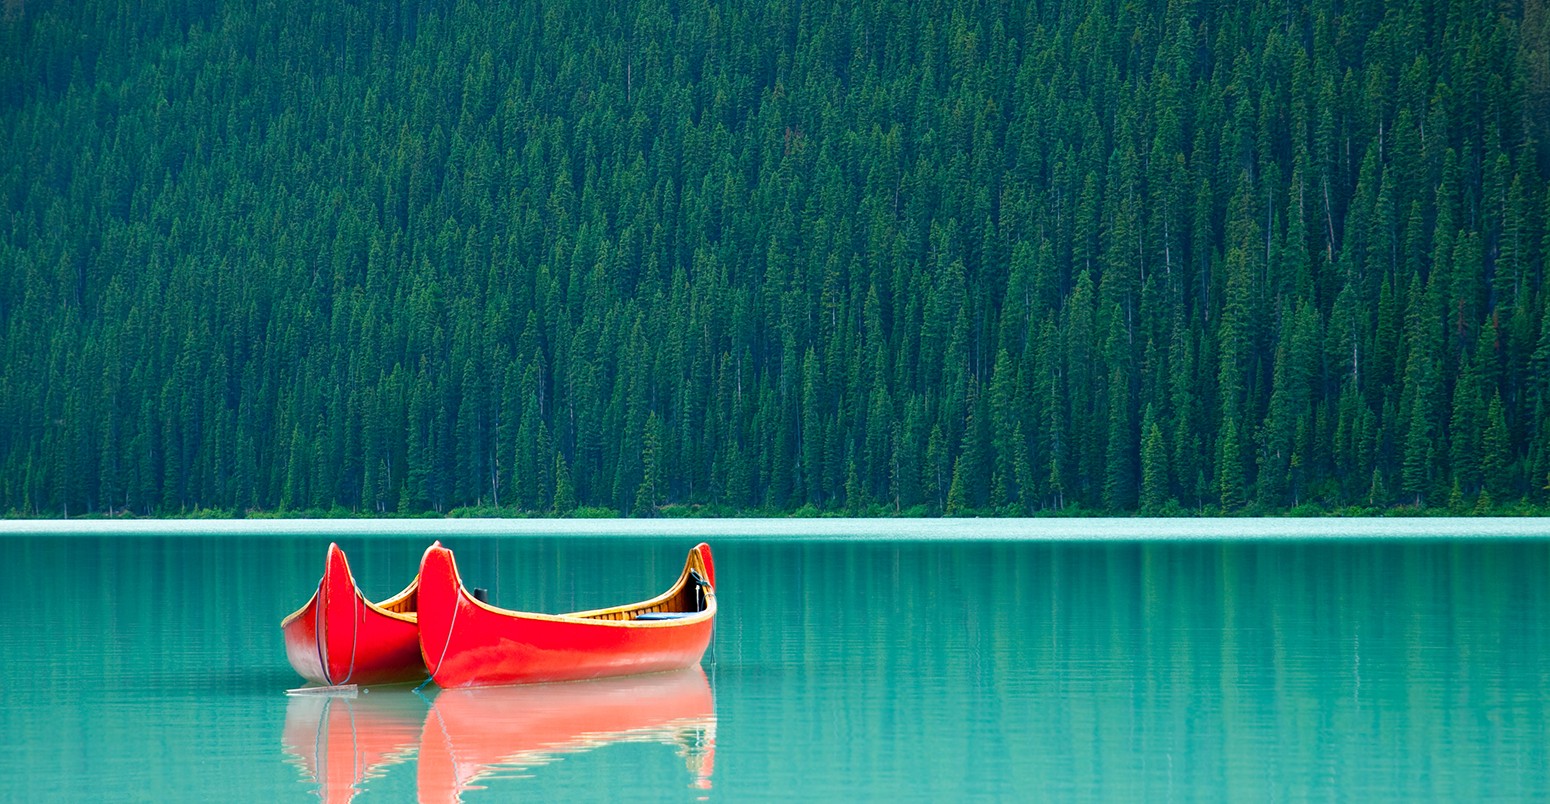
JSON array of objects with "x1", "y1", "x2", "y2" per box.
[
  {"x1": 416, "y1": 588, "x2": 461, "y2": 692},
  {"x1": 314, "y1": 583, "x2": 329, "y2": 685},
  {"x1": 339, "y1": 593, "x2": 361, "y2": 686}
]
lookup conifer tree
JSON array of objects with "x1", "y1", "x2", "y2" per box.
[
  {"x1": 553, "y1": 452, "x2": 577, "y2": 515},
  {"x1": 1218, "y1": 417, "x2": 1246, "y2": 512},
  {"x1": 634, "y1": 412, "x2": 664, "y2": 516},
  {"x1": 945, "y1": 455, "x2": 969, "y2": 517},
  {"x1": 1140, "y1": 404, "x2": 1169, "y2": 514},
  {"x1": 1481, "y1": 392, "x2": 1512, "y2": 502}
]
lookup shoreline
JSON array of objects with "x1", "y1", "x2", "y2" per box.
[{"x1": 4, "y1": 516, "x2": 1549, "y2": 539}]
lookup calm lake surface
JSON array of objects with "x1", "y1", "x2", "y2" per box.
[{"x1": 2, "y1": 519, "x2": 1549, "y2": 800}]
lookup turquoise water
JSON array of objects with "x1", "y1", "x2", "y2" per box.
[{"x1": 2, "y1": 520, "x2": 1549, "y2": 799}]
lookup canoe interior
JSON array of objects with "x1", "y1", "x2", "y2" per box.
[
  {"x1": 565, "y1": 551, "x2": 714, "y2": 623},
  {"x1": 579, "y1": 583, "x2": 709, "y2": 622},
  {"x1": 377, "y1": 587, "x2": 418, "y2": 616}
]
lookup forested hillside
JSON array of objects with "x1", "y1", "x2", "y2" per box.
[{"x1": 3, "y1": 0, "x2": 1549, "y2": 516}]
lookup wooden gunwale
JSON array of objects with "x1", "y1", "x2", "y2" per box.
[
  {"x1": 441, "y1": 549, "x2": 715, "y2": 628},
  {"x1": 279, "y1": 558, "x2": 419, "y2": 628}
]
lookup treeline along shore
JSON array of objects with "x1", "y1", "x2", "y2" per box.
[{"x1": 3, "y1": 0, "x2": 1550, "y2": 517}]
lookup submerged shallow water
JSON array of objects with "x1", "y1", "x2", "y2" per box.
[{"x1": 2, "y1": 520, "x2": 1548, "y2": 799}]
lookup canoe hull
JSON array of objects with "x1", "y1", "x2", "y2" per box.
[
  {"x1": 281, "y1": 543, "x2": 426, "y2": 686},
  {"x1": 417, "y1": 542, "x2": 716, "y2": 688}
]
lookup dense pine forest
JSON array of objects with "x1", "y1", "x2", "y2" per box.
[{"x1": 2, "y1": 0, "x2": 1549, "y2": 517}]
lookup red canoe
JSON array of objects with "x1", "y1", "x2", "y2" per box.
[
  {"x1": 418, "y1": 667, "x2": 716, "y2": 800},
  {"x1": 417, "y1": 541, "x2": 717, "y2": 687},
  {"x1": 281, "y1": 543, "x2": 427, "y2": 686}
]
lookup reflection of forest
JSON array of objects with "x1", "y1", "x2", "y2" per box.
[
  {"x1": 281, "y1": 668, "x2": 715, "y2": 802},
  {"x1": 718, "y1": 540, "x2": 1550, "y2": 799}
]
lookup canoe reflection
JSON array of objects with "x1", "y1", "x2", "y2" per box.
[
  {"x1": 282, "y1": 669, "x2": 715, "y2": 800},
  {"x1": 282, "y1": 689, "x2": 426, "y2": 803},
  {"x1": 419, "y1": 667, "x2": 717, "y2": 801}
]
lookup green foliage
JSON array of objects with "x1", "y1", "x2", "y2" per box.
[
  {"x1": 1, "y1": 0, "x2": 1546, "y2": 517},
  {"x1": 552, "y1": 453, "x2": 577, "y2": 515},
  {"x1": 1482, "y1": 393, "x2": 1513, "y2": 502},
  {"x1": 1140, "y1": 405, "x2": 1168, "y2": 515}
]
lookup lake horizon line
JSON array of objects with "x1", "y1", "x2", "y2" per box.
[{"x1": 4, "y1": 517, "x2": 1549, "y2": 540}]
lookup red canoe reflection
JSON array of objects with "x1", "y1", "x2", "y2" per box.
[
  {"x1": 418, "y1": 667, "x2": 717, "y2": 801},
  {"x1": 281, "y1": 690, "x2": 427, "y2": 803}
]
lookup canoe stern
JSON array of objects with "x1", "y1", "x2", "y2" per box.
[{"x1": 283, "y1": 543, "x2": 426, "y2": 686}]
